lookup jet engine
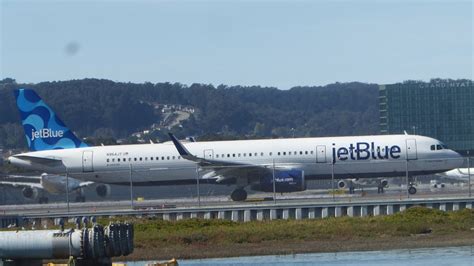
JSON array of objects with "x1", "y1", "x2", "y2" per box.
[
  {"x1": 337, "y1": 180, "x2": 348, "y2": 189},
  {"x1": 22, "y1": 187, "x2": 39, "y2": 200},
  {"x1": 95, "y1": 184, "x2": 112, "y2": 198},
  {"x1": 251, "y1": 169, "x2": 306, "y2": 192}
]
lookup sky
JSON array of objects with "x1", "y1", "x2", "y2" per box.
[{"x1": 0, "y1": 0, "x2": 472, "y2": 89}]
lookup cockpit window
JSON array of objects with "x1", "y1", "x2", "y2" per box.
[{"x1": 431, "y1": 143, "x2": 448, "y2": 151}]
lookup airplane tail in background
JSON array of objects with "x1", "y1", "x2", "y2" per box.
[{"x1": 14, "y1": 88, "x2": 88, "y2": 151}]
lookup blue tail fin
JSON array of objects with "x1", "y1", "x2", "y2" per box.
[{"x1": 14, "y1": 88, "x2": 88, "y2": 151}]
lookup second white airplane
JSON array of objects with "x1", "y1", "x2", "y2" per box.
[{"x1": 8, "y1": 89, "x2": 464, "y2": 201}]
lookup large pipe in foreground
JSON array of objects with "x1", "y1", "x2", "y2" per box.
[
  {"x1": 0, "y1": 222, "x2": 133, "y2": 260},
  {"x1": 0, "y1": 229, "x2": 82, "y2": 259}
]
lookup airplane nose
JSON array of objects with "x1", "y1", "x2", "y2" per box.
[{"x1": 450, "y1": 151, "x2": 465, "y2": 168}]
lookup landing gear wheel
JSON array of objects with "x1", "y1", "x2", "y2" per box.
[
  {"x1": 408, "y1": 186, "x2": 417, "y2": 195},
  {"x1": 230, "y1": 188, "x2": 248, "y2": 201}
]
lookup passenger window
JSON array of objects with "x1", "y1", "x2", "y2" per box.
[
  {"x1": 430, "y1": 145, "x2": 435, "y2": 151},
  {"x1": 238, "y1": 153, "x2": 241, "y2": 157},
  {"x1": 283, "y1": 152, "x2": 286, "y2": 155},
  {"x1": 107, "y1": 159, "x2": 109, "y2": 163},
  {"x1": 139, "y1": 157, "x2": 142, "y2": 161},
  {"x1": 269, "y1": 152, "x2": 273, "y2": 156},
  {"x1": 167, "y1": 156, "x2": 170, "y2": 160},
  {"x1": 129, "y1": 158, "x2": 131, "y2": 161},
  {"x1": 233, "y1": 154, "x2": 235, "y2": 157},
  {"x1": 150, "y1": 157, "x2": 153, "y2": 160},
  {"x1": 145, "y1": 157, "x2": 148, "y2": 161},
  {"x1": 305, "y1": 151, "x2": 308, "y2": 155},
  {"x1": 162, "y1": 156, "x2": 165, "y2": 160},
  {"x1": 300, "y1": 151, "x2": 303, "y2": 155},
  {"x1": 134, "y1": 158, "x2": 137, "y2": 161},
  {"x1": 261, "y1": 152, "x2": 264, "y2": 156},
  {"x1": 112, "y1": 158, "x2": 115, "y2": 162},
  {"x1": 249, "y1": 153, "x2": 252, "y2": 157},
  {"x1": 216, "y1": 154, "x2": 219, "y2": 158},
  {"x1": 227, "y1": 154, "x2": 230, "y2": 158},
  {"x1": 243, "y1": 153, "x2": 246, "y2": 157},
  {"x1": 156, "y1": 157, "x2": 159, "y2": 160},
  {"x1": 310, "y1": 151, "x2": 314, "y2": 154},
  {"x1": 118, "y1": 158, "x2": 120, "y2": 162},
  {"x1": 278, "y1": 152, "x2": 281, "y2": 156},
  {"x1": 123, "y1": 158, "x2": 126, "y2": 161},
  {"x1": 436, "y1": 145, "x2": 442, "y2": 150},
  {"x1": 254, "y1": 153, "x2": 257, "y2": 156},
  {"x1": 178, "y1": 156, "x2": 181, "y2": 159},
  {"x1": 172, "y1": 156, "x2": 175, "y2": 159}
]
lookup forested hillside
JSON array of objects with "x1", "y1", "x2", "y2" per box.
[{"x1": 0, "y1": 78, "x2": 379, "y2": 149}]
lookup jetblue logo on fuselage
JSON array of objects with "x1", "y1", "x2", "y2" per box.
[
  {"x1": 31, "y1": 128, "x2": 64, "y2": 141},
  {"x1": 332, "y1": 142, "x2": 401, "y2": 162}
]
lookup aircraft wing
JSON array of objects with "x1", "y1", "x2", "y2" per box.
[
  {"x1": 0, "y1": 181, "x2": 43, "y2": 190},
  {"x1": 168, "y1": 133, "x2": 290, "y2": 182},
  {"x1": 78, "y1": 181, "x2": 96, "y2": 189}
]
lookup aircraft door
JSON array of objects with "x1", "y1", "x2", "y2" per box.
[
  {"x1": 203, "y1": 149, "x2": 214, "y2": 160},
  {"x1": 82, "y1": 151, "x2": 94, "y2": 172},
  {"x1": 406, "y1": 139, "x2": 418, "y2": 160},
  {"x1": 316, "y1": 145, "x2": 327, "y2": 163}
]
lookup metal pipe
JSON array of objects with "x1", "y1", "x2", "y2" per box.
[{"x1": 0, "y1": 230, "x2": 82, "y2": 259}]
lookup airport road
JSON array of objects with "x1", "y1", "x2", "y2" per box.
[{"x1": 0, "y1": 185, "x2": 471, "y2": 217}]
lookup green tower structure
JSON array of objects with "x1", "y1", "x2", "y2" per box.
[{"x1": 379, "y1": 79, "x2": 474, "y2": 155}]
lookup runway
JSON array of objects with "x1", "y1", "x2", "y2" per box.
[{"x1": 1, "y1": 184, "x2": 472, "y2": 218}]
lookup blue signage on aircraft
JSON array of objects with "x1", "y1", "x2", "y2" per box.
[{"x1": 332, "y1": 142, "x2": 401, "y2": 162}]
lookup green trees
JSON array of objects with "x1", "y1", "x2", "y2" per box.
[{"x1": 0, "y1": 78, "x2": 379, "y2": 148}]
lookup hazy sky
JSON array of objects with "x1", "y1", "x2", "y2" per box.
[{"x1": 1, "y1": 0, "x2": 472, "y2": 89}]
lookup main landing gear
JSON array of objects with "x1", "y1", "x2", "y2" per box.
[
  {"x1": 230, "y1": 188, "x2": 248, "y2": 201},
  {"x1": 408, "y1": 185, "x2": 417, "y2": 195}
]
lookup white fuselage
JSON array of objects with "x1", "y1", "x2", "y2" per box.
[{"x1": 9, "y1": 135, "x2": 463, "y2": 186}]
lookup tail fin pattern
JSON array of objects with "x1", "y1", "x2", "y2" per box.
[{"x1": 14, "y1": 88, "x2": 88, "y2": 151}]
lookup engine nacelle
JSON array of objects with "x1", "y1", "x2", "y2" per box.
[
  {"x1": 22, "y1": 187, "x2": 39, "y2": 200},
  {"x1": 252, "y1": 169, "x2": 306, "y2": 192},
  {"x1": 337, "y1": 180, "x2": 347, "y2": 189},
  {"x1": 95, "y1": 184, "x2": 111, "y2": 198}
]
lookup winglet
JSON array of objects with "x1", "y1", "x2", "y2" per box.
[{"x1": 168, "y1": 133, "x2": 195, "y2": 160}]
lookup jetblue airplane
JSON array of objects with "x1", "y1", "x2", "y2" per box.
[{"x1": 8, "y1": 89, "x2": 464, "y2": 201}]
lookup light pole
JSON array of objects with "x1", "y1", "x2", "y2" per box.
[
  {"x1": 129, "y1": 164, "x2": 134, "y2": 209},
  {"x1": 196, "y1": 165, "x2": 201, "y2": 207},
  {"x1": 65, "y1": 169, "x2": 70, "y2": 213},
  {"x1": 272, "y1": 159, "x2": 276, "y2": 204},
  {"x1": 468, "y1": 151, "x2": 471, "y2": 198}
]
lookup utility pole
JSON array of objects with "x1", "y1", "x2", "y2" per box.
[{"x1": 129, "y1": 164, "x2": 134, "y2": 209}]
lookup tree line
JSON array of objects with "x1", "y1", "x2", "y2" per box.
[{"x1": 0, "y1": 78, "x2": 380, "y2": 149}]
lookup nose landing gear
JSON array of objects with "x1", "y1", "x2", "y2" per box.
[{"x1": 408, "y1": 186, "x2": 417, "y2": 195}]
